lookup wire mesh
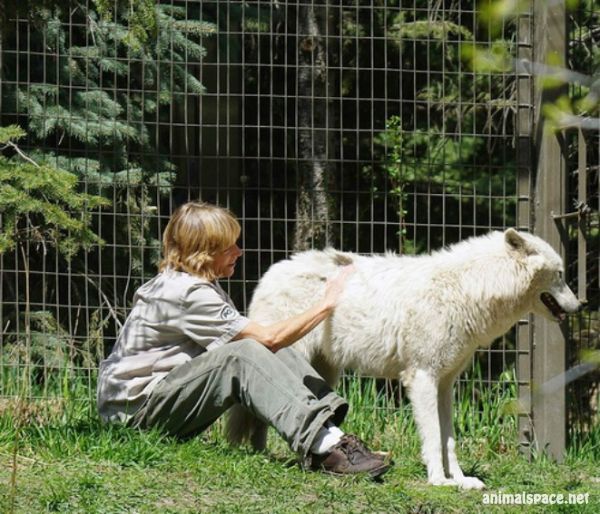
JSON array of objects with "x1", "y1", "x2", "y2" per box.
[
  {"x1": 564, "y1": 1, "x2": 599, "y2": 437},
  {"x1": 0, "y1": 1, "x2": 594, "y2": 437}
]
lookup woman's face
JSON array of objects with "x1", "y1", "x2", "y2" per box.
[{"x1": 212, "y1": 243, "x2": 243, "y2": 278}]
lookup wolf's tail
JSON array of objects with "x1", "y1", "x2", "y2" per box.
[{"x1": 225, "y1": 404, "x2": 269, "y2": 451}]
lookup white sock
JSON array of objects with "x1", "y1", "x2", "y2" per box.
[{"x1": 309, "y1": 425, "x2": 345, "y2": 455}]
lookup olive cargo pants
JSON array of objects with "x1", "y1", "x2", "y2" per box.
[{"x1": 130, "y1": 339, "x2": 348, "y2": 458}]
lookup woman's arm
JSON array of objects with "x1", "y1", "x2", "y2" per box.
[{"x1": 232, "y1": 265, "x2": 355, "y2": 352}]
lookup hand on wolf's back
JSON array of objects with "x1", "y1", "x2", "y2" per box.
[{"x1": 323, "y1": 265, "x2": 356, "y2": 310}]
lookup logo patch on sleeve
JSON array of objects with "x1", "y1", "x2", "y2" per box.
[{"x1": 220, "y1": 305, "x2": 236, "y2": 320}]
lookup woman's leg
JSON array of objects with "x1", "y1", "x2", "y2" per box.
[
  {"x1": 131, "y1": 339, "x2": 348, "y2": 458},
  {"x1": 273, "y1": 346, "x2": 339, "y2": 399}
]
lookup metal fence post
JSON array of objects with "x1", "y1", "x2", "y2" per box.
[{"x1": 532, "y1": 0, "x2": 568, "y2": 461}]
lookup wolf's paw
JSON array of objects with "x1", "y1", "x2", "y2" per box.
[
  {"x1": 429, "y1": 477, "x2": 459, "y2": 487},
  {"x1": 456, "y1": 476, "x2": 486, "y2": 490}
]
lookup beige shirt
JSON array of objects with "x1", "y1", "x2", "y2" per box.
[{"x1": 97, "y1": 269, "x2": 250, "y2": 423}]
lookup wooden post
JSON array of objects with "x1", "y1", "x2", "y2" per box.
[
  {"x1": 516, "y1": 5, "x2": 534, "y2": 454},
  {"x1": 532, "y1": 0, "x2": 568, "y2": 461}
]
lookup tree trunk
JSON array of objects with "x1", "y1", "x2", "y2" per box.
[{"x1": 294, "y1": 3, "x2": 331, "y2": 251}]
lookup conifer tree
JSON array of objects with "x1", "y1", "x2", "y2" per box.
[
  {"x1": 0, "y1": 2, "x2": 215, "y2": 350},
  {"x1": 5, "y1": 3, "x2": 215, "y2": 189},
  {"x1": 0, "y1": 125, "x2": 108, "y2": 257},
  {"x1": 0, "y1": 124, "x2": 108, "y2": 391}
]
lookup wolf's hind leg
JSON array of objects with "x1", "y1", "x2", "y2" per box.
[
  {"x1": 225, "y1": 404, "x2": 268, "y2": 451},
  {"x1": 309, "y1": 352, "x2": 341, "y2": 389}
]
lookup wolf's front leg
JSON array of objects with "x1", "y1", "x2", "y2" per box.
[
  {"x1": 407, "y1": 369, "x2": 457, "y2": 486},
  {"x1": 438, "y1": 379, "x2": 485, "y2": 490}
]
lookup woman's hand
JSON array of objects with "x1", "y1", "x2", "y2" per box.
[
  {"x1": 322, "y1": 264, "x2": 356, "y2": 310},
  {"x1": 234, "y1": 264, "x2": 357, "y2": 352}
]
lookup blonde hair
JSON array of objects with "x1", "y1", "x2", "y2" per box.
[{"x1": 159, "y1": 201, "x2": 241, "y2": 280}]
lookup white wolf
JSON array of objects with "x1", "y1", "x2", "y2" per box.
[{"x1": 226, "y1": 229, "x2": 582, "y2": 489}]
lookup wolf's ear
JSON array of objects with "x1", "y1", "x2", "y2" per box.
[{"x1": 505, "y1": 228, "x2": 535, "y2": 255}]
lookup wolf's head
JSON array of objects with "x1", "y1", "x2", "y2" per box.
[{"x1": 504, "y1": 229, "x2": 584, "y2": 322}]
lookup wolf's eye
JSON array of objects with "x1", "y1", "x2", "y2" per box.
[{"x1": 557, "y1": 271, "x2": 564, "y2": 279}]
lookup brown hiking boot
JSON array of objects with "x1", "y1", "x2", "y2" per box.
[{"x1": 311, "y1": 435, "x2": 390, "y2": 479}]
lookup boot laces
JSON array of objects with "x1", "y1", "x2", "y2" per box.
[{"x1": 340, "y1": 435, "x2": 370, "y2": 463}]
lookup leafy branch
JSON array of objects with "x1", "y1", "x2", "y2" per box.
[{"x1": 0, "y1": 125, "x2": 109, "y2": 258}]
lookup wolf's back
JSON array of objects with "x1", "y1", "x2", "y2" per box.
[{"x1": 247, "y1": 249, "x2": 353, "y2": 324}]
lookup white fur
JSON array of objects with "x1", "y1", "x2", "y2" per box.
[{"x1": 226, "y1": 229, "x2": 582, "y2": 489}]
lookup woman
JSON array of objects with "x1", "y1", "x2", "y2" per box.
[{"x1": 97, "y1": 201, "x2": 389, "y2": 478}]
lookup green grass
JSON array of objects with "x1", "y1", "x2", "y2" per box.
[{"x1": 0, "y1": 373, "x2": 598, "y2": 513}]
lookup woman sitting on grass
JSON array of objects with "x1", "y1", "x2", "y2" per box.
[{"x1": 97, "y1": 201, "x2": 390, "y2": 478}]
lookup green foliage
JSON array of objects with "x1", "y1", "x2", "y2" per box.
[
  {"x1": 1, "y1": 1, "x2": 161, "y2": 51},
  {"x1": 461, "y1": 40, "x2": 513, "y2": 73},
  {"x1": 390, "y1": 15, "x2": 473, "y2": 42},
  {"x1": 0, "y1": 125, "x2": 26, "y2": 143},
  {"x1": 372, "y1": 116, "x2": 486, "y2": 251},
  {"x1": 0, "y1": 1, "x2": 62, "y2": 33},
  {"x1": 454, "y1": 365, "x2": 518, "y2": 450},
  {"x1": 564, "y1": 0, "x2": 600, "y2": 123},
  {"x1": 0, "y1": 125, "x2": 109, "y2": 258},
  {"x1": 7, "y1": 3, "x2": 215, "y2": 185},
  {"x1": 0, "y1": 371, "x2": 598, "y2": 513},
  {"x1": 0, "y1": 3, "x2": 216, "y2": 352},
  {"x1": 353, "y1": 1, "x2": 518, "y2": 252},
  {"x1": 375, "y1": 116, "x2": 485, "y2": 189},
  {"x1": 476, "y1": 0, "x2": 599, "y2": 127},
  {"x1": 480, "y1": 0, "x2": 582, "y2": 35}
]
